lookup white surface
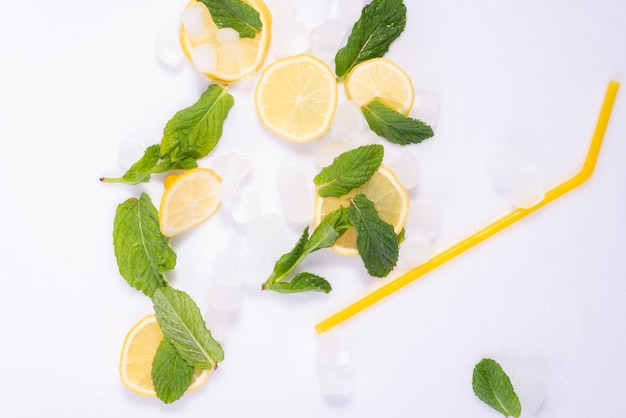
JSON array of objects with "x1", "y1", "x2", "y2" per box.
[{"x1": 1, "y1": 0, "x2": 625, "y2": 416}]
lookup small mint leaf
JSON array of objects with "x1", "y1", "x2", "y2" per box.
[
  {"x1": 152, "y1": 339, "x2": 194, "y2": 404},
  {"x1": 349, "y1": 194, "x2": 398, "y2": 277},
  {"x1": 266, "y1": 272, "x2": 332, "y2": 294},
  {"x1": 472, "y1": 358, "x2": 522, "y2": 418},
  {"x1": 335, "y1": 0, "x2": 407, "y2": 79},
  {"x1": 153, "y1": 286, "x2": 224, "y2": 370},
  {"x1": 314, "y1": 145, "x2": 384, "y2": 198},
  {"x1": 362, "y1": 100, "x2": 434, "y2": 145},
  {"x1": 198, "y1": 0, "x2": 262, "y2": 39},
  {"x1": 113, "y1": 193, "x2": 174, "y2": 297}
]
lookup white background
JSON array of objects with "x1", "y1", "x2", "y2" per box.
[{"x1": 1, "y1": 0, "x2": 625, "y2": 416}]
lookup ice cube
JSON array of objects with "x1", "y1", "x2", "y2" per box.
[
  {"x1": 330, "y1": 101, "x2": 369, "y2": 138},
  {"x1": 230, "y1": 187, "x2": 264, "y2": 224},
  {"x1": 397, "y1": 236, "x2": 434, "y2": 269},
  {"x1": 181, "y1": 3, "x2": 212, "y2": 43},
  {"x1": 242, "y1": 213, "x2": 291, "y2": 256},
  {"x1": 347, "y1": 129, "x2": 380, "y2": 148},
  {"x1": 485, "y1": 149, "x2": 519, "y2": 192},
  {"x1": 327, "y1": 0, "x2": 364, "y2": 24},
  {"x1": 404, "y1": 199, "x2": 441, "y2": 241},
  {"x1": 317, "y1": 333, "x2": 354, "y2": 396},
  {"x1": 216, "y1": 27, "x2": 240, "y2": 42},
  {"x1": 155, "y1": 31, "x2": 184, "y2": 67},
  {"x1": 388, "y1": 150, "x2": 420, "y2": 190},
  {"x1": 309, "y1": 19, "x2": 348, "y2": 65},
  {"x1": 411, "y1": 90, "x2": 440, "y2": 128},
  {"x1": 204, "y1": 307, "x2": 234, "y2": 342},
  {"x1": 238, "y1": 250, "x2": 275, "y2": 286},
  {"x1": 213, "y1": 152, "x2": 253, "y2": 184},
  {"x1": 191, "y1": 43, "x2": 217, "y2": 74},
  {"x1": 271, "y1": 21, "x2": 310, "y2": 58},
  {"x1": 265, "y1": 0, "x2": 297, "y2": 22},
  {"x1": 314, "y1": 134, "x2": 351, "y2": 168},
  {"x1": 509, "y1": 173, "x2": 545, "y2": 209},
  {"x1": 119, "y1": 138, "x2": 147, "y2": 171},
  {"x1": 277, "y1": 164, "x2": 314, "y2": 224}
]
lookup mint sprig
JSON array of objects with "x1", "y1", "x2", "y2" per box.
[
  {"x1": 472, "y1": 358, "x2": 522, "y2": 418},
  {"x1": 314, "y1": 144, "x2": 384, "y2": 198},
  {"x1": 153, "y1": 286, "x2": 224, "y2": 370},
  {"x1": 349, "y1": 194, "x2": 399, "y2": 277},
  {"x1": 361, "y1": 100, "x2": 434, "y2": 145},
  {"x1": 263, "y1": 207, "x2": 351, "y2": 293},
  {"x1": 335, "y1": 0, "x2": 407, "y2": 80},
  {"x1": 113, "y1": 193, "x2": 175, "y2": 297},
  {"x1": 101, "y1": 85, "x2": 234, "y2": 184},
  {"x1": 199, "y1": 0, "x2": 262, "y2": 39},
  {"x1": 151, "y1": 339, "x2": 195, "y2": 404}
]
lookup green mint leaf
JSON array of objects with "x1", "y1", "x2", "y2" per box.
[
  {"x1": 161, "y1": 84, "x2": 234, "y2": 162},
  {"x1": 152, "y1": 339, "x2": 194, "y2": 404},
  {"x1": 153, "y1": 286, "x2": 224, "y2": 369},
  {"x1": 362, "y1": 100, "x2": 434, "y2": 145},
  {"x1": 349, "y1": 194, "x2": 398, "y2": 277},
  {"x1": 100, "y1": 144, "x2": 161, "y2": 184},
  {"x1": 472, "y1": 358, "x2": 522, "y2": 418},
  {"x1": 314, "y1": 144, "x2": 384, "y2": 198},
  {"x1": 335, "y1": 0, "x2": 407, "y2": 79},
  {"x1": 113, "y1": 193, "x2": 174, "y2": 297},
  {"x1": 198, "y1": 0, "x2": 262, "y2": 39},
  {"x1": 263, "y1": 208, "x2": 351, "y2": 293},
  {"x1": 266, "y1": 272, "x2": 332, "y2": 294}
]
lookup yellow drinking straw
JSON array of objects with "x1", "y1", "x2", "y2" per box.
[{"x1": 315, "y1": 80, "x2": 620, "y2": 334}]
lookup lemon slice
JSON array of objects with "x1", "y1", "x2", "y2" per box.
[
  {"x1": 314, "y1": 166, "x2": 410, "y2": 256},
  {"x1": 254, "y1": 53, "x2": 338, "y2": 143},
  {"x1": 159, "y1": 168, "x2": 222, "y2": 237},
  {"x1": 179, "y1": 0, "x2": 272, "y2": 82},
  {"x1": 119, "y1": 314, "x2": 210, "y2": 397},
  {"x1": 344, "y1": 57, "x2": 415, "y2": 115}
]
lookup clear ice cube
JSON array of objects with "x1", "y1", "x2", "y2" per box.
[
  {"x1": 327, "y1": 0, "x2": 364, "y2": 24},
  {"x1": 119, "y1": 138, "x2": 147, "y2": 171},
  {"x1": 317, "y1": 333, "x2": 354, "y2": 396},
  {"x1": 213, "y1": 152, "x2": 253, "y2": 184},
  {"x1": 309, "y1": 19, "x2": 348, "y2": 65},
  {"x1": 155, "y1": 31, "x2": 184, "y2": 67},
  {"x1": 404, "y1": 199, "x2": 441, "y2": 241},
  {"x1": 230, "y1": 187, "x2": 264, "y2": 224},
  {"x1": 388, "y1": 150, "x2": 420, "y2": 190},
  {"x1": 271, "y1": 21, "x2": 310, "y2": 58},
  {"x1": 181, "y1": 3, "x2": 212, "y2": 43},
  {"x1": 277, "y1": 164, "x2": 314, "y2": 224},
  {"x1": 397, "y1": 236, "x2": 434, "y2": 269},
  {"x1": 216, "y1": 27, "x2": 240, "y2": 42},
  {"x1": 330, "y1": 101, "x2": 369, "y2": 138},
  {"x1": 509, "y1": 174, "x2": 545, "y2": 209},
  {"x1": 191, "y1": 43, "x2": 217, "y2": 74},
  {"x1": 411, "y1": 90, "x2": 440, "y2": 128}
]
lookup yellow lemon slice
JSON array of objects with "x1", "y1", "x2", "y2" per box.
[
  {"x1": 159, "y1": 168, "x2": 222, "y2": 237},
  {"x1": 344, "y1": 57, "x2": 415, "y2": 115},
  {"x1": 119, "y1": 314, "x2": 210, "y2": 397},
  {"x1": 254, "y1": 53, "x2": 338, "y2": 143},
  {"x1": 179, "y1": 0, "x2": 272, "y2": 82},
  {"x1": 314, "y1": 165, "x2": 410, "y2": 256}
]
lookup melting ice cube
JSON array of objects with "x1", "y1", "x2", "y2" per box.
[{"x1": 317, "y1": 333, "x2": 355, "y2": 396}]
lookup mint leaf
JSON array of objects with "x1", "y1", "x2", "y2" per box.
[
  {"x1": 335, "y1": 0, "x2": 407, "y2": 79},
  {"x1": 161, "y1": 84, "x2": 234, "y2": 162},
  {"x1": 113, "y1": 193, "x2": 174, "y2": 297},
  {"x1": 153, "y1": 286, "x2": 224, "y2": 369},
  {"x1": 314, "y1": 144, "x2": 384, "y2": 198},
  {"x1": 472, "y1": 358, "x2": 522, "y2": 418},
  {"x1": 362, "y1": 100, "x2": 434, "y2": 145},
  {"x1": 266, "y1": 272, "x2": 332, "y2": 294},
  {"x1": 198, "y1": 0, "x2": 262, "y2": 39},
  {"x1": 152, "y1": 339, "x2": 194, "y2": 404},
  {"x1": 263, "y1": 207, "x2": 351, "y2": 293},
  {"x1": 349, "y1": 194, "x2": 398, "y2": 277}
]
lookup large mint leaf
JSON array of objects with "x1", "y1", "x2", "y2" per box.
[
  {"x1": 153, "y1": 286, "x2": 224, "y2": 370},
  {"x1": 362, "y1": 100, "x2": 434, "y2": 145},
  {"x1": 335, "y1": 0, "x2": 406, "y2": 79},
  {"x1": 199, "y1": 0, "x2": 262, "y2": 39},
  {"x1": 314, "y1": 145, "x2": 384, "y2": 198},
  {"x1": 113, "y1": 193, "x2": 174, "y2": 297},
  {"x1": 472, "y1": 358, "x2": 522, "y2": 418},
  {"x1": 266, "y1": 273, "x2": 332, "y2": 294},
  {"x1": 349, "y1": 194, "x2": 398, "y2": 277},
  {"x1": 151, "y1": 339, "x2": 195, "y2": 404},
  {"x1": 161, "y1": 84, "x2": 234, "y2": 161}
]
